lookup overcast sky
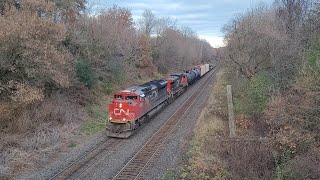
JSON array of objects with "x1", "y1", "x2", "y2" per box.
[{"x1": 88, "y1": 0, "x2": 272, "y2": 48}]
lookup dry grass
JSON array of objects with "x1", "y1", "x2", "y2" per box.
[
  {"x1": 182, "y1": 69, "x2": 229, "y2": 179},
  {"x1": 2, "y1": 91, "x2": 87, "y2": 134},
  {"x1": 216, "y1": 138, "x2": 274, "y2": 179},
  {"x1": 182, "y1": 68, "x2": 275, "y2": 180},
  {"x1": 283, "y1": 147, "x2": 320, "y2": 179},
  {"x1": 0, "y1": 88, "x2": 90, "y2": 178},
  {"x1": 263, "y1": 71, "x2": 320, "y2": 179}
]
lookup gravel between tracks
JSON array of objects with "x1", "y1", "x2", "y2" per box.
[
  {"x1": 23, "y1": 133, "x2": 109, "y2": 180},
  {"x1": 25, "y1": 69, "x2": 216, "y2": 180},
  {"x1": 144, "y1": 71, "x2": 216, "y2": 179}
]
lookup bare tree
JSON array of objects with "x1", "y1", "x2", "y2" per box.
[
  {"x1": 155, "y1": 16, "x2": 176, "y2": 36},
  {"x1": 138, "y1": 9, "x2": 157, "y2": 37},
  {"x1": 224, "y1": 5, "x2": 274, "y2": 79},
  {"x1": 180, "y1": 25, "x2": 197, "y2": 38},
  {"x1": 153, "y1": 26, "x2": 215, "y2": 74},
  {"x1": 52, "y1": 0, "x2": 87, "y2": 22},
  {"x1": 273, "y1": 0, "x2": 310, "y2": 37}
]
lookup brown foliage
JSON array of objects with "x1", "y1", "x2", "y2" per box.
[
  {"x1": 93, "y1": 6, "x2": 135, "y2": 53},
  {"x1": 153, "y1": 28, "x2": 214, "y2": 74},
  {"x1": 284, "y1": 147, "x2": 320, "y2": 179},
  {"x1": 133, "y1": 34, "x2": 156, "y2": 77},
  {"x1": 52, "y1": 0, "x2": 86, "y2": 23},
  {"x1": 224, "y1": 5, "x2": 277, "y2": 79},
  {"x1": 220, "y1": 1, "x2": 320, "y2": 179},
  {"x1": 0, "y1": 87, "x2": 89, "y2": 177},
  {"x1": 68, "y1": 6, "x2": 139, "y2": 83},
  {"x1": 216, "y1": 138, "x2": 275, "y2": 179},
  {"x1": 224, "y1": 1, "x2": 308, "y2": 86},
  {"x1": 0, "y1": 2, "x2": 218, "y2": 177},
  {"x1": 0, "y1": 1, "x2": 71, "y2": 104},
  {"x1": 10, "y1": 83, "x2": 44, "y2": 104},
  {"x1": 265, "y1": 61, "x2": 320, "y2": 153},
  {"x1": 1, "y1": 91, "x2": 88, "y2": 134}
]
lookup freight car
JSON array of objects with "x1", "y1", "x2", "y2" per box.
[
  {"x1": 185, "y1": 69, "x2": 200, "y2": 85},
  {"x1": 106, "y1": 64, "x2": 211, "y2": 138}
]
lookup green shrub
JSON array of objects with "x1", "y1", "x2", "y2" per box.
[
  {"x1": 305, "y1": 35, "x2": 320, "y2": 67},
  {"x1": 82, "y1": 105, "x2": 107, "y2": 135},
  {"x1": 274, "y1": 147, "x2": 296, "y2": 180},
  {"x1": 81, "y1": 107, "x2": 107, "y2": 135},
  {"x1": 75, "y1": 59, "x2": 96, "y2": 89},
  {"x1": 234, "y1": 72, "x2": 272, "y2": 116},
  {"x1": 82, "y1": 119, "x2": 105, "y2": 135},
  {"x1": 100, "y1": 81, "x2": 116, "y2": 94},
  {"x1": 304, "y1": 36, "x2": 320, "y2": 88},
  {"x1": 111, "y1": 63, "x2": 125, "y2": 83},
  {"x1": 163, "y1": 170, "x2": 175, "y2": 180}
]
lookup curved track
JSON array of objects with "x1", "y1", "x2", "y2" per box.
[
  {"x1": 113, "y1": 69, "x2": 216, "y2": 180},
  {"x1": 49, "y1": 67, "x2": 216, "y2": 180}
]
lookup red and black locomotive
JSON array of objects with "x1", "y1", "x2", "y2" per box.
[{"x1": 107, "y1": 64, "x2": 210, "y2": 138}]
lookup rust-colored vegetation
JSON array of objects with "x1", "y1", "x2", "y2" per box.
[
  {"x1": 0, "y1": 0, "x2": 217, "y2": 178},
  {"x1": 183, "y1": 0, "x2": 320, "y2": 179}
]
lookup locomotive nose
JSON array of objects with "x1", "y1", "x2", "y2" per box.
[{"x1": 109, "y1": 101, "x2": 135, "y2": 123}]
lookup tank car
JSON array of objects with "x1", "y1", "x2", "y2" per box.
[{"x1": 185, "y1": 69, "x2": 200, "y2": 84}]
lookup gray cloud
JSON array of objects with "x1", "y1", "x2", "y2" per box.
[{"x1": 88, "y1": 0, "x2": 272, "y2": 47}]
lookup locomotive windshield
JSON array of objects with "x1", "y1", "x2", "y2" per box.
[
  {"x1": 114, "y1": 95, "x2": 122, "y2": 99},
  {"x1": 126, "y1": 96, "x2": 138, "y2": 100}
]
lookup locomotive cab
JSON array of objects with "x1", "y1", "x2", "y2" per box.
[
  {"x1": 109, "y1": 91, "x2": 140, "y2": 124},
  {"x1": 171, "y1": 73, "x2": 188, "y2": 87},
  {"x1": 107, "y1": 80, "x2": 170, "y2": 138}
]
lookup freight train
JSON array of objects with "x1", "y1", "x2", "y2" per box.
[{"x1": 106, "y1": 64, "x2": 211, "y2": 138}]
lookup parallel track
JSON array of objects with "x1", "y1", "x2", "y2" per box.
[
  {"x1": 50, "y1": 138, "x2": 122, "y2": 180},
  {"x1": 49, "y1": 67, "x2": 216, "y2": 180},
  {"x1": 113, "y1": 69, "x2": 216, "y2": 180}
]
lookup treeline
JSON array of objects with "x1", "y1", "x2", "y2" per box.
[
  {"x1": 0, "y1": 0, "x2": 216, "y2": 176},
  {"x1": 0, "y1": 1, "x2": 214, "y2": 110},
  {"x1": 222, "y1": 0, "x2": 320, "y2": 178}
]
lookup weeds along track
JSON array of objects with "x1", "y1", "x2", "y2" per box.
[
  {"x1": 50, "y1": 138, "x2": 122, "y2": 180},
  {"x1": 49, "y1": 68, "x2": 216, "y2": 180},
  {"x1": 113, "y1": 69, "x2": 216, "y2": 180}
]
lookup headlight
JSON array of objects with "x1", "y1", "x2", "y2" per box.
[
  {"x1": 123, "y1": 118, "x2": 126, "y2": 121},
  {"x1": 109, "y1": 117, "x2": 112, "y2": 120},
  {"x1": 119, "y1": 103, "x2": 122, "y2": 108}
]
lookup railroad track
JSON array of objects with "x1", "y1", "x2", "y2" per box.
[
  {"x1": 113, "y1": 68, "x2": 217, "y2": 180},
  {"x1": 49, "y1": 67, "x2": 217, "y2": 180},
  {"x1": 50, "y1": 137, "x2": 122, "y2": 180}
]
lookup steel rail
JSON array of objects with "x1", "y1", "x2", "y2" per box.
[
  {"x1": 49, "y1": 65, "x2": 218, "y2": 180},
  {"x1": 49, "y1": 137, "x2": 121, "y2": 180},
  {"x1": 113, "y1": 68, "x2": 216, "y2": 180}
]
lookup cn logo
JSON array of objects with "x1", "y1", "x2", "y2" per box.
[{"x1": 114, "y1": 108, "x2": 129, "y2": 116}]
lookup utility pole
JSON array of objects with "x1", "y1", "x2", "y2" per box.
[{"x1": 227, "y1": 85, "x2": 236, "y2": 137}]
